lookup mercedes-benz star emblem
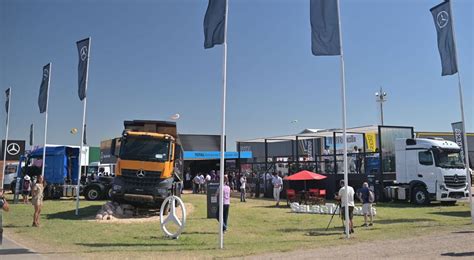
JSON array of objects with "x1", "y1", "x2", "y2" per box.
[
  {"x1": 453, "y1": 174, "x2": 458, "y2": 183},
  {"x1": 136, "y1": 170, "x2": 145, "y2": 178},
  {"x1": 7, "y1": 143, "x2": 20, "y2": 156},
  {"x1": 43, "y1": 69, "x2": 49, "y2": 80},
  {"x1": 80, "y1": 46, "x2": 88, "y2": 61},
  {"x1": 437, "y1": 11, "x2": 449, "y2": 29}
]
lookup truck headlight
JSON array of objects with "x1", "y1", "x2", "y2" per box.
[
  {"x1": 113, "y1": 184, "x2": 122, "y2": 191},
  {"x1": 439, "y1": 185, "x2": 448, "y2": 191}
]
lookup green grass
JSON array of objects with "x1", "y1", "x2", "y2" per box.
[{"x1": 2, "y1": 194, "x2": 472, "y2": 258}]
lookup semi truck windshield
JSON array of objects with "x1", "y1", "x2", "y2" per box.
[
  {"x1": 120, "y1": 136, "x2": 170, "y2": 162},
  {"x1": 433, "y1": 149, "x2": 464, "y2": 169}
]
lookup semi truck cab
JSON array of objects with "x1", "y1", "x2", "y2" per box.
[
  {"x1": 393, "y1": 138, "x2": 469, "y2": 205},
  {"x1": 111, "y1": 120, "x2": 183, "y2": 208}
]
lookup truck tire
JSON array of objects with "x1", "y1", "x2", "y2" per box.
[
  {"x1": 10, "y1": 180, "x2": 16, "y2": 194},
  {"x1": 84, "y1": 186, "x2": 101, "y2": 201},
  {"x1": 106, "y1": 187, "x2": 113, "y2": 200},
  {"x1": 412, "y1": 186, "x2": 430, "y2": 205}
]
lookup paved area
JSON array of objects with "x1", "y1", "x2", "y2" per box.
[
  {"x1": 0, "y1": 236, "x2": 42, "y2": 260},
  {"x1": 243, "y1": 229, "x2": 474, "y2": 259}
]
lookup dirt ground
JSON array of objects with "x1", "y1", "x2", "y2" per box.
[{"x1": 244, "y1": 227, "x2": 474, "y2": 259}]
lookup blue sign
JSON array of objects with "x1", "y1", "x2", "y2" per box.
[{"x1": 184, "y1": 151, "x2": 252, "y2": 160}]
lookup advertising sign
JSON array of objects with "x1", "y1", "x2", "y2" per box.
[{"x1": 1, "y1": 140, "x2": 25, "y2": 161}]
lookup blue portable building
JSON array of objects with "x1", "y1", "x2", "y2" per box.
[{"x1": 29, "y1": 146, "x2": 80, "y2": 185}]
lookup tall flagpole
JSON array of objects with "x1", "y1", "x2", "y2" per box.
[
  {"x1": 336, "y1": 0, "x2": 350, "y2": 238},
  {"x1": 218, "y1": 0, "x2": 229, "y2": 249},
  {"x1": 1, "y1": 88, "x2": 11, "y2": 189},
  {"x1": 76, "y1": 38, "x2": 91, "y2": 216},
  {"x1": 449, "y1": 0, "x2": 473, "y2": 224},
  {"x1": 41, "y1": 63, "x2": 51, "y2": 179},
  {"x1": 1, "y1": 88, "x2": 11, "y2": 245}
]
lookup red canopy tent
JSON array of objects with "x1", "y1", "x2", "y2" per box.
[
  {"x1": 284, "y1": 170, "x2": 327, "y2": 181},
  {"x1": 284, "y1": 170, "x2": 327, "y2": 192}
]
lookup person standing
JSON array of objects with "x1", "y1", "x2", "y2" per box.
[
  {"x1": 22, "y1": 175, "x2": 32, "y2": 204},
  {"x1": 31, "y1": 175, "x2": 45, "y2": 227},
  {"x1": 216, "y1": 175, "x2": 231, "y2": 232},
  {"x1": 336, "y1": 179, "x2": 355, "y2": 234},
  {"x1": 192, "y1": 174, "x2": 200, "y2": 194},
  {"x1": 271, "y1": 172, "x2": 283, "y2": 206},
  {"x1": 356, "y1": 148, "x2": 364, "y2": 174},
  {"x1": 358, "y1": 182, "x2": 374, "y2": 227},
  {"x1": 240, "y1": 174, "x2": 247, "y2": 202}
]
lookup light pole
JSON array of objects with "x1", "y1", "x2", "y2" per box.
[{"x1": 375, "y1": 87, "x2": 387, "y2": 125}]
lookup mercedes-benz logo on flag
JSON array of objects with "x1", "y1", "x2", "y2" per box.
[
  {"x1": 136, "y1": 169, "x2": 145, "y2": 178},
  {"x1": 437, "y1": 11, "x2": 449, "y2": 29},
  {"x1": 43, "y1": 68, "x2": 49, "y2": 80},
  {"x1": 80, "y1": 46, "x2": 88, "y2": 61},
  {"x1": 7, "y1": 143, "x2": 20, "y2": 156}
]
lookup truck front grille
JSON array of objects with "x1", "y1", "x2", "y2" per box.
[
  {"x1": 444, "y1": 175, "x2": 466, "y2": 189},
  {"x1": 121, "y1": 169, "x2": 162, "y2": 188}
]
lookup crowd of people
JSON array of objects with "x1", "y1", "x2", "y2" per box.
[{"x1": 185, "y1": 170, "x2": 284, "y2": 200}]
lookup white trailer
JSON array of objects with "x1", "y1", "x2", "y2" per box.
[{"x1": 386, "y1": 138, "x2": 469, "y2": 205}]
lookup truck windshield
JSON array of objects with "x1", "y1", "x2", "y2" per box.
[
  {"x1": 120, "y1": 136, "x2": 170, "y2": 162},
  {"x1": 433, "y1": 148, "x2": 465, "y2": 169}
]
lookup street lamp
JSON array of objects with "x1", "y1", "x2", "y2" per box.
[{"x1": 375, "y1": 87, "x2": 387, "y2": 125}]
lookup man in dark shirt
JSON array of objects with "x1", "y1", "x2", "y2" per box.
[{"x1": 358, "y1": 182, "x2": 374, "y2": 227}]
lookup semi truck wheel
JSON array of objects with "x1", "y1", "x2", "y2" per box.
[
  {"x1": 412, "y1": 186, "x2": 430, "y2": 205},
  {"x1": 106, "y1": 187, "x2": 113, "y2": 200},
  {"x1": 85, "y1": 186, "x2": 101, "y2": 201}
]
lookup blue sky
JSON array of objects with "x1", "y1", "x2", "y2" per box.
[{"x1": 0, "y1": 0, "x2": 473, "y2": 150}]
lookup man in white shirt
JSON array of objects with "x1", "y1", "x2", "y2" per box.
[
  {"x1": 240, "y1": 174, "x2": 247, "y2": 202},
  {"x1": 271, "y1": 172, "x2": 283, "y2": 206},
  {"x1": 336, "y1": 179, "x2": 355, "y2": 234}
]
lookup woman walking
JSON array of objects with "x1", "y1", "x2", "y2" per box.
[{"x1": 31, "y1": 175, "x2": 44, "y2": 227}]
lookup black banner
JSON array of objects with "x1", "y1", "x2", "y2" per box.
[{"x1": 1, "y1": 140, "x2": 26, "y2": 161}]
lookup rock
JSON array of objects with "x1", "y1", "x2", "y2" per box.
[
  {"x1": 107, "y1": 215, "x2": 111, "y2": 220},
  {"x1": 102, "y1": 213, "x2": 108, "y2": 220},
  {"x1": 96, "y1": 214, "x2": 103, "y2": 220},
  {"x1": 121, "y1": 204, "x2": 134, "y2": 210},
  {"x1": 107, "y1": 209, "x2": 114, "y2": 215},
  {"x1": 123, "y1": 209, "x2": 134, "y2": 217},
  {"x1": 115, "y1": 207, "x2": 124, "y2": 216}
]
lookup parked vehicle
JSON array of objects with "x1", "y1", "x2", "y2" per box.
[
  {"x1": 110, "y1": 120, "x2": 183, "y2": 208},
  {"x1": 385, "y1": 138, "x2": 470, "y2": 205},
  {"x1": 3, "y1": 163, "x2": 18, "y2": 190},
  {"x1": 83, "y1": 175, "x2": 114, "y2": 201}
]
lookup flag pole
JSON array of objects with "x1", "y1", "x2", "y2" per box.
[
  {"x1": 218, "y1": 0, "x2": 229, "y2": 249},
  {"x1": 336, "y1": 0, "x2": 350, "y2": 238},
  {"x1": 1, "y1": 88, "x2": 11, "y2": 245},
  {"x1": 1, "y1": 88, "x2": 11, "y2": 190},
  {"x1": 449, "y1": 0, "x2": 473, "y2": 224},
  {"x1": 41, "y1": 63, "x2": 51, "y2": 180},
  {"x1": 76, "y1": 38, "x2": 91, "y2": 216}
]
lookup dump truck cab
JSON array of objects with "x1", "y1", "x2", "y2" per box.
[{"x1": 111, "y1": 120, "x2": 183, "y2": 207}]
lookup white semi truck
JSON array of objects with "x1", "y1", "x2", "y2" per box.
[{"x1": 385, "y1": 138, "x2": 470, "y2": 205}]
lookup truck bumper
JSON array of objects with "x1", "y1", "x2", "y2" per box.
[
  {"x1": 111, "y1": 176, "x2": 173, "y2": 205},
  {"x1": 437, "y1": 190, "x2": 470, "y2": 201}
]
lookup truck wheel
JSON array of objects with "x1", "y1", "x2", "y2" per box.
[
  {"x1": 106, "y1": 187, "x2": 113, "y2": 200},
  {"x1": 412, "y1": 186, "x2": 430, "y2": 205},
  {"x1": 85, "y1": 187, "x2": 101, "y2": 201},
  {"x1": 10, "y1": 180, "x2": 16, "y2": 194}
]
